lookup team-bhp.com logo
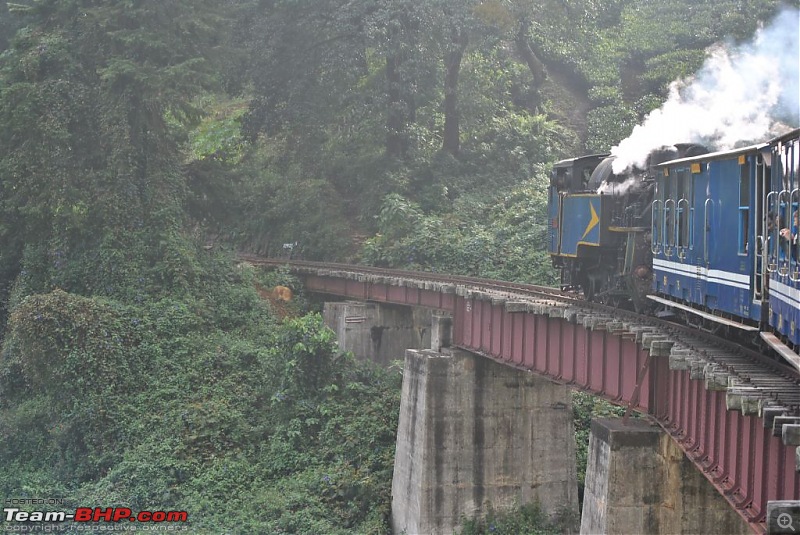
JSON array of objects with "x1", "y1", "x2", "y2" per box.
[{"x1": 3, "y1": 505, "x2": 188, "y2": 532}]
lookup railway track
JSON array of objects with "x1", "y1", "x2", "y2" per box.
[{"x1": 239, "y1": 255, "x2": 800, "y2": 413}]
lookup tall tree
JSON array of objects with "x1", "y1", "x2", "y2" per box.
[
  {"x1": 242, "y1": 1, "x2": 372, "y2": 144},
  {"x1": 242, "y1": 0, "x2": 437, "y2": 162},
  {"x1": 383, "y1": 2, "x2": 422, "y2": 159},
  {"x1": 0, "y1": 0, "x2": 230, "y2": 305},
  {"x1": 473, "y1": 0, "x2": 555, "y2": 112},
  {"x1": 442, "y1": 23, "x2": 468, "y2": 155},
  {"x1": 0, "y1": 0, "x2": 11, "y2": 51},
  {"x1": 438, "y1": 0, "x2": 487, "y2": 156}
]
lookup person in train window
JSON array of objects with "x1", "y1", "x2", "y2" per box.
[
  {"x1": 780, "y1": 212, "x2": 800, "y2": 260},
  {"x1": 768, "y1": 213, "x2": 789, "y2": 261}
]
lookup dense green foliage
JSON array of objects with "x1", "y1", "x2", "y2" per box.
[
  {"x1": 0, "y1": 2, "x2": 400, "y2": 532},
  {"x1": 1, "y1": 286, "x2": 400, "y2": 533},
  {"x1": 362, "y1": 169, "x2": 559, "y2": 284},
  {"x1": 0, "y1": 0, "x2": 795, "y2": 532},
  {"x1": 208, "y1": 0, "x2": 794, "y2": 265}
]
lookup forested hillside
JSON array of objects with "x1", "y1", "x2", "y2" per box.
[{"x1": 0, "y1": 0, "x2": 796, "y2": 533}]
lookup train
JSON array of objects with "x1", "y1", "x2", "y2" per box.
[{"x1": 548, "y1": 127, "x2": 800, "y2": 369}]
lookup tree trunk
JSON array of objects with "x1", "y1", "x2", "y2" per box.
[
  {"x1": 443, "y1": 27, "x2": 468, "y2": 156},
  {"x1": 386, "y1": 53, "x2": 405, "y2": 159},
  {"x1": 384, "y1": 9, "x2": 418, "y2": 160},
  {"x1": 515, "y1": 19, "x2": 546, "y2": 110},
  {"x1": 0, "y1": 1, "x2": 10, "y2": 51}
]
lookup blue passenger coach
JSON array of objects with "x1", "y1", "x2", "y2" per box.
[
  {"x1": 765, "y1": 129, "x2": 800, "y2": 348},
  {"x1": 650, "y1": 143, "x2": 770, "y2": 326},
  {"x1": 650, "y1": 128, "x2": 800, "y2": 356}
]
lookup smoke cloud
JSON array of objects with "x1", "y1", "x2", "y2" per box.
[{"x1": 611, "y1": 7, "x2": 800, "y2": 174}]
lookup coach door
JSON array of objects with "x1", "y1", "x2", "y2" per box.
[{"x1": 754, "y1": 151, "x2": 770, "y2": 304}]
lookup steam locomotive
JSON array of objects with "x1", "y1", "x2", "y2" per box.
[{"x1": 548, "y1": 127, "x2": 800, "y2": 369}]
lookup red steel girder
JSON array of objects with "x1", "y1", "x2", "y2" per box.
[{"x1": 300, "y1": 272, "x2": 799, "y2": 533}]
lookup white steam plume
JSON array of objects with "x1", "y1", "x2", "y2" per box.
[
  {"x1": 611, "y1": 7, "x2": 800, "y2": 174},
  {"x1": 597, "y1": 175, "x2": 640, "y2": 195}
]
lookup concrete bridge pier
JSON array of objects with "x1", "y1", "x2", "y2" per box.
[
  {"x1": 391, "y1": 348, "x2": 579, "y2": 535},
  {"x1": 580, "y1": 418, "x2": 751, "y2": 535}
]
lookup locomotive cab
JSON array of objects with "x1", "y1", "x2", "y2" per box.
[
  {"x1": 548, "y1": 154, "x2": 608, "y2": 292},
  {"x1": 550, "y1": 154, "x2": 608, "y2": 193}
]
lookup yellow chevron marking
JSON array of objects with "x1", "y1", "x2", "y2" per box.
[{"x1": 581, "y1": 202, "x2": 600, "y2": 240}]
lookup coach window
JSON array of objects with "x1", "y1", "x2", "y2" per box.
[
  {"x1": 652, "y1": 180, "x2": 662, "y2": 251},
  {"x1": 739, "y1": 158, "x2": 750, "y2": 255},
  {"x1": 663, "y1": 172, "x2": 674, "y2": 249},
  {"x1": 677, "y1": 169, "x2": 692, "y2": 248}
]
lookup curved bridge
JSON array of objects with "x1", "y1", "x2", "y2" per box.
[{"x1": 247, "y1": 258, "x2": 800, "y2": 533}]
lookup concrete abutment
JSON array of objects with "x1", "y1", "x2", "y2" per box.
[
  {"x1": 323, "y1": 301, "x2": 435, "y2": 365},
  {"x1": 391, "y1": 348, "x2": 579, "y2": 535}
]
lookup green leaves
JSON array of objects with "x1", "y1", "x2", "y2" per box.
[
  {"x1": 0, "y1": 0, "x2": 240, "y2": 317},
  {"x1": 186, "y1": 96, "x2": 248, "y2": 163},
  {"x1": 362, "y1": 170, "x2": 558, "y2": 285},
  {"x1": 5, "y1": 290, "x2": 138, "y2": 395},
  {"x1": 272, "y1": 314, "x2": 338, "y2": 397},
  {"x1": 0, "y1": 276, "x2": 401, "y2": 532}
]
